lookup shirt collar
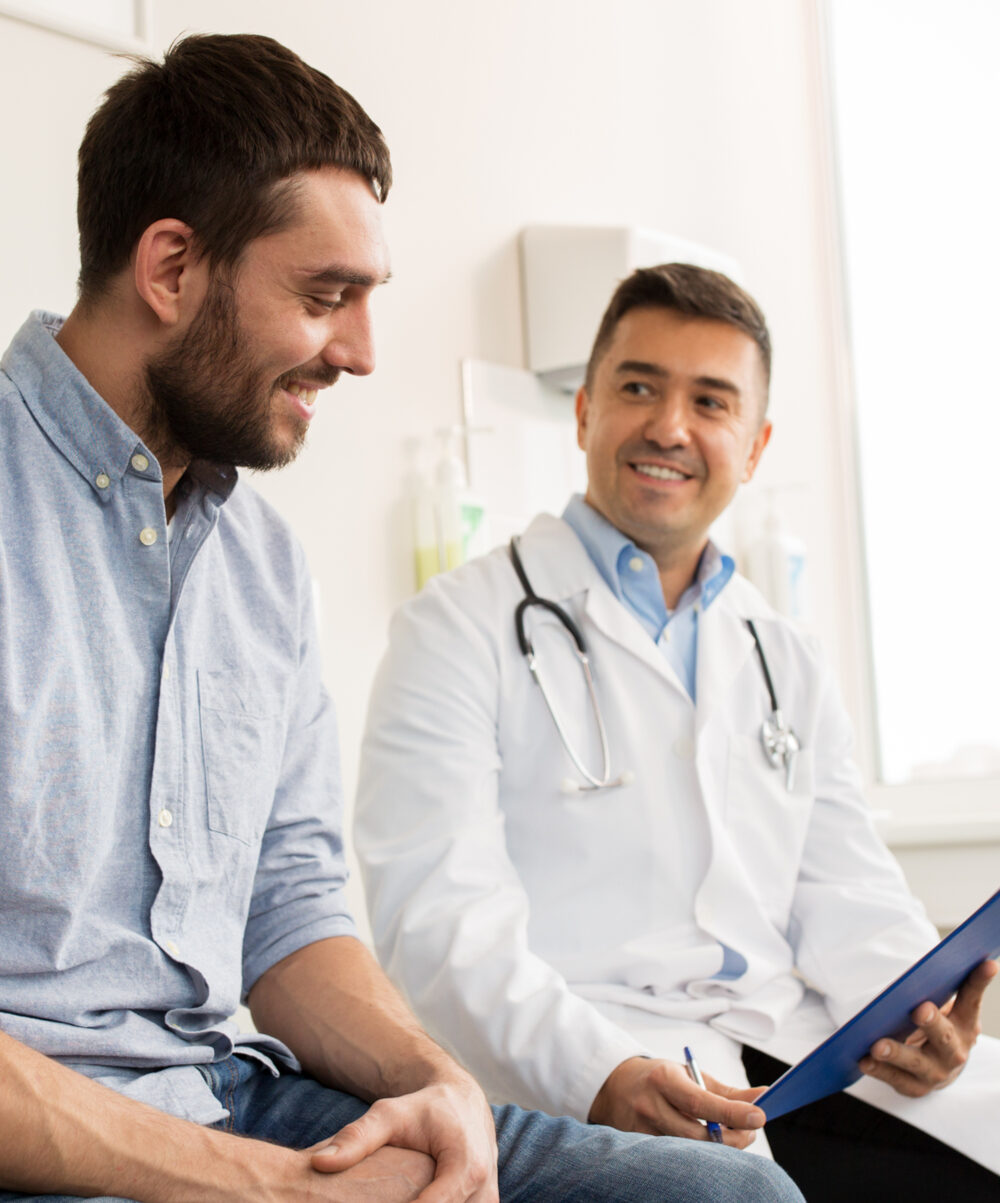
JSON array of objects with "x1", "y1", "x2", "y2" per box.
[
  {"x1": 1, "y1": 311, "x2": 238, "y2": 505},
  {"x1": 687, "y1": 541, "x2": 735, "y2": 612},
  {"x1": 561, "y1": 493, "x2": 734, "y2": 614}
]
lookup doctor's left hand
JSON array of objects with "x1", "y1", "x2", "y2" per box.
[
  {"x1": 588, "y1": 1056, "x2": 766, "y2": 1146},
  {"x1": 309, "y1": 1071, "x2": 499, "y2": 1203},
  {"x1": 859, "y1": 958, "x2": 998, "y2": 1097}
]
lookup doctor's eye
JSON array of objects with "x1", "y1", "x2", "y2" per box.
[
  {"x1": 694, "y1": 393, "x2": 726, "y2": 411},
  {"x1": 621, "y1": 380, "x2": 655, "y2": 399}
]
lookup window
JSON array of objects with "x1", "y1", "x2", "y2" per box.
[{"x1": 826, "y1": 0, "x2": 1000, "y2": 787}]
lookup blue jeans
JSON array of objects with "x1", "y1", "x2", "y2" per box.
[{"x1": 1, "y1": 1054, "x2": 802, "y2": 1202}]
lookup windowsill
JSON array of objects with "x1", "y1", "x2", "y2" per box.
[
  {"x1": 869, "y1": 776, "x2": 1000, "y2": 849},
  {"x1": 876, "y1": 811, "x2": 1000, "y2": 849}
]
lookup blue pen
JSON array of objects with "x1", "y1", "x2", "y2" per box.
[{"x1": 683, "y1": 1046, "x2": 725, "y2": 1143}]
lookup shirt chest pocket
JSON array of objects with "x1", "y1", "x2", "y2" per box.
[{"x1": 198, "y1": 670, "x2": 285, "y2": 846}]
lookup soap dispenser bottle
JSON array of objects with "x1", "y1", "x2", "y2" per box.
[{"x1": 433, "y1": 427, "x2": 487, "y2": 571}]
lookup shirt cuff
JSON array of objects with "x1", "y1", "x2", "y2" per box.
[{"x1": 242, "y1": 912, "x2": 359, "y2": 997}]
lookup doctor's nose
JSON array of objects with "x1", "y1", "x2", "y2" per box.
[
  {"x1": 322, "y1": 301, "x2": 376, "y2": 377},
  {"x1": 643, "y1": 395, "x2": 692, "y2": 448}
]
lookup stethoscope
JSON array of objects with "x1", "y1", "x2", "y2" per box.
[
  {"x1": 509, "y1": 537, "x2": 801, "y2": 795},
  {"x1": 744, "y1": 619, "x2": 801, "y2": 792}
]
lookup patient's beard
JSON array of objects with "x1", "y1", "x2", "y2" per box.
[{"x1": 143, "y1": 280, "x2": 307, "y2": 472}]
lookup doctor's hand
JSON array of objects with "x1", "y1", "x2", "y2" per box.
[
  {"x1": 859, "y1": 958, "x2": 998, "y2": 1097},
  {"x1": 588, "y1": 1056, "x2": 766, "y2": 1147},
  {"x1": 309, "y1": 1072, "x2": 499, "y2": 1203}
]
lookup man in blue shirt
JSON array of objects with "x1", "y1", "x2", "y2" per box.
[{"x1": 0, "y1": 31, "x2": 801, "y2": 1203}]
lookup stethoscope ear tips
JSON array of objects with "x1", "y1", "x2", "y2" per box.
[
  {"x1": 560, "y1": 777, "x2": 582, "y2": 795},
  {"x1": 619, "y1": 769, "x2": 636, "y2": 786}
]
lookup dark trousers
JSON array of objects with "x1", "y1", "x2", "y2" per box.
[{"x1": 742, "y1": 1047, "x2": 1000, "y2": 1202}]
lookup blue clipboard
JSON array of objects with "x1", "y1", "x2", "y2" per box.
[{"x1": 757, "y1": 887, "x2": 1000, "y2": 1121}]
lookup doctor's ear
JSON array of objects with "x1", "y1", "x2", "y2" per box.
[
  {"x1": 742, "y1": 419, "x2": 772, "y2": 483},
  {"x1": 133, "y1": 219, "x2": 208, "y2": 327},
  {"x1": 575, "y1": 387, "x2": 590, "y2": 450}
]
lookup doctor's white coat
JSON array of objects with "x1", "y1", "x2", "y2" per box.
[{"x1": 355, "y1": 515, "x2": 1000, "y2": 1174}]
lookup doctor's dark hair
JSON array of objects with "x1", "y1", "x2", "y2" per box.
[
  {"x1": 583, "y1": 263, "x2": 772, "y2": 400},
  {"x1": 75, "y1": 33, "x2": 392, "y2": 302}
]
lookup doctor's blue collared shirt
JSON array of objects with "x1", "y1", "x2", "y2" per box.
[
  {"x1": 562, "y1": 494, "x2": 734, "y2": 701},
  {"x1": 0, "y1": 312, "x2": 358, "y2": 1124}
]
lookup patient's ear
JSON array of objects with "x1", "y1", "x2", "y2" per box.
[{"x1": 133, "y1": 219, "x2": 208, "y2": 327}]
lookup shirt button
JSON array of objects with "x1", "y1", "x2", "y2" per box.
[
  {"x1": 162, "y1": 662, "x2": 172, "y2": 682},
  {"x1": 132, "y1": 453, "x2": 150, "y2": 472},
  {"x1": 95, "y1": 472, "x2": 111, "y2": 490},
  {"x1": 673, "y1": 736, "x2": 695, "y2": 760},
  {"x1": 628, "y1": 556, "x2": 645, "y2": 572},
  {"x1": 139, "y1": 527, "x2": 158, "y2": 546},
  {"x1": 166, "y1": 940, "x2": 180, "y2": 957},
  {"x1": 158, "y1": 808, "x2": 173, "y2": 828}
]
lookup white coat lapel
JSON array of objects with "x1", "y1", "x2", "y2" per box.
[
  {"x1": 519, "y1": 515, "x2": 687, "y2": 692},
  {"x1": 694, "y1": 598, "x2": 758, "y2": 735},
  {"x1": 583, "y1": 586, "x2": 681, "y2": 687}
]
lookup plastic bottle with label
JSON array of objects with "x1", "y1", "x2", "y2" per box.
[
  {"x1": 410, "y1": 439, "x2": 440, "y2": 590},
  {"x1": 411, "y1": 429, "x2": 489, "y2": 590},
  {"x1": 433, "y1": 427, "x2": 488, "y2": 571}
]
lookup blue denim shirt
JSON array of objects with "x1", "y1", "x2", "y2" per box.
[
  {"x1": 0, "y1": 313, "x2": 358, "y2": 1123},
  {"x1": 562, "y1": 495, "x2": 734, "y2": 700}
]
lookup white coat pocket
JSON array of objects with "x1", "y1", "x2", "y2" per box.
[{"x1": 725, "y1": 734, "x2": 814, "y2": 929}]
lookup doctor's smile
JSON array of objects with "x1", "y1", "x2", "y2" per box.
[{"x1": 631, "y1": 461, "x2": 695, "y2": 483}]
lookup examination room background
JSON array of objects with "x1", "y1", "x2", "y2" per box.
[{"x1": 1, "y1": 0, "x2": 996, "y2": 1037}]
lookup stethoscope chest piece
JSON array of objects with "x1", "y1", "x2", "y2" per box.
[{"x1": 761, "y1": 709, "x2": 800, "y2": 791}]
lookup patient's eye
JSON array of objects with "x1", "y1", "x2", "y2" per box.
[{"x1": 308, "y1": 291, "x2": 345, "y2": 312}]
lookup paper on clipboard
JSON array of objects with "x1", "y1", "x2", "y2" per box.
[{"x1": 757, "y1": 887, "x2": 1000, "y2": 1121}]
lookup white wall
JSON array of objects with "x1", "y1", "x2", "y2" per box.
[
  {"x1": 3, "y1": 2, "x2": 994, "y2": 952},
  {"x1": 2, "y1": 0, "x2": 854, "y2": 921}
]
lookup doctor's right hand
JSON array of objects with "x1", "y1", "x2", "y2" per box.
[{"x1": 588, "y1": 1056, "x2": 767, "y2": 1147}]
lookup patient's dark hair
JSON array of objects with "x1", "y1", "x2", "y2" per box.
[
  {"x1": 584, "y1": 263, "x2": 772, "y2": 400},
  {"x1": 76, "y1": 33, "x2": 391, "y2": 301}
]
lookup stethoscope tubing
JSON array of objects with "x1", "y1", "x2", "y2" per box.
[
  {"x1": 745, "y1": 619, "x2": 779, "y2": 713},
  {"x1": 509, "y1": 536, "x2": 802, "y2": 793},
  {"x1": 510, "y1": 537, "x2": 624, "y2": 791}
]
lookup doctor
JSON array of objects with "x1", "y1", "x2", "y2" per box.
[{"x1": 354, "y1": 264, "x2": 999, "y2": 1200}]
